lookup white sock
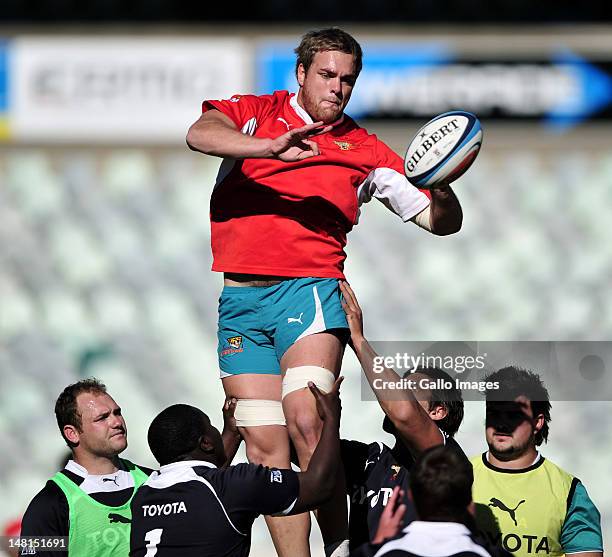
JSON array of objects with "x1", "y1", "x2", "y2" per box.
[{"x1": 325, "y1": 539, "x2": 350, "y2": 557}]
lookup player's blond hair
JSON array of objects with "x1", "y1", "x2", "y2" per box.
[{"x1": 294, "y1": 27, "x2": 363, "y2": 78}]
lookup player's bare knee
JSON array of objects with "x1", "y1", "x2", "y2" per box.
[
  {"x1": 245, "y1": 440, "x2": 269, "y2": 466},
  {"x1": 287, "y1": 411, "x2": 323, "y2": 455},
  {"x1": 245, "y1": 435, "x2": 289, "y2": 467}
]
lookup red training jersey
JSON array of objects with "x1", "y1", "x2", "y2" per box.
[{"x1": 202, "y1": 90, "x2": 430, "y2": 279}]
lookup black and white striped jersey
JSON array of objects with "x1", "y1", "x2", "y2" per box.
[
  {"x1": 343, "y1": 437, "x2": 467, "y2": 550},
  {"x1": 130, "y1": 460, "x2": 299, "y2": 557},
  {"x1": 371, "y1": 521, "x2": 494, "y2": 557}
]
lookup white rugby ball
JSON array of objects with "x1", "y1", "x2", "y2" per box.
[{"x1": 404, "y1": 111, "x2": 482, "y2": 189}]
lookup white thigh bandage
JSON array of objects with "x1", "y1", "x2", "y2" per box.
[
  {"x1": 234, "y1": 399, "x2": 286, "y2": 427},
  {"x1": 282, "y1": 366, "x2": 335, "y2": 399}
]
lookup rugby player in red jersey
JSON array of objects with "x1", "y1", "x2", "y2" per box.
[{"x1": 186, "y1": 28, "x2": 463, "y2": 557}]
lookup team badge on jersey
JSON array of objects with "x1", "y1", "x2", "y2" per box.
[
  {"x1": 221, "y1": 336, "x2": 244, "y2": 356},
  {"x1": 390, "y1": 465, "x2": 401, "y2": 480},
  {"x1": 333, "y1": 140, "x2": 353, "y2": 151},
  {"x1": 227, "y1": 336, "x2": 243, "y2": 349}
]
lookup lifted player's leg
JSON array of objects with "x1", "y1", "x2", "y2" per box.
[
  {"x1": 222, "y1": 373, "x2": 312, "y2": 557},
  {"x1": 281, "y1": 332, "x2": 349, "y2": 557},
  {"x1": 218, "y1": 281, "x2": 312, "y2": 557},
  {"x1": 218, "y1": 278, "x2": 348, "y2": 556}
]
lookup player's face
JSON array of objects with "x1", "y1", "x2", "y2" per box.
[
  {"x1": 297, "y1": 50, "x2": 357, "y2": 124},
  {"x1": 408, "y1": 372, "x2": 449, "y2": 421},
  {"x1": 383, "y1": 373, "x2": 447, "y2": 435},
  {"x1": 73, "y1": 392, "x2": 128, "y2": 457},
  {"x1": 409, "y1": 373, "x2": 436, "y2": 414},
  {"x1": 485, "y1": 396, "x2": 540, "y2": 460}
]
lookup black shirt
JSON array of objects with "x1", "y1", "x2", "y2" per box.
[
  {"x1": 343, "y1": 436, "x2": 467, "y2": 550},
  {"x1": 351, "y1": 521, "x2": 495, "y2": 557},
  {"x1": 130, "y1": 460, "x2": 300, "y2": 557},
  {"x1": 19, "y1": 459, "x2": 152, "y2": 557}
]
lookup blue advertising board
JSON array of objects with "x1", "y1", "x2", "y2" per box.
[
  {"x1": 0, "y1": 40, "x2": 10, "y2": 138},
  {"x1": 257, "y1": 40, "x2": 612, "y2": 130}
]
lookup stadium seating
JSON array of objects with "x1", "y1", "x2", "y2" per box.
[{"x1": 0, "y1": 139, "x2": 610, "y2": 554}]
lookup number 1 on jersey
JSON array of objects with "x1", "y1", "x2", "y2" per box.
[{"x1": 144, "y1": 528, "x2": 163, "y2": 557}]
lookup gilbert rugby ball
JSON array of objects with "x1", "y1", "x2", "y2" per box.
[{"x1": 404, "y1": 111, "x2": 482, "y2": 189}]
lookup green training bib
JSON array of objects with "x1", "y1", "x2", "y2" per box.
[{"x1": 52, "y1": 459, "x2": 148, "y2": 557}]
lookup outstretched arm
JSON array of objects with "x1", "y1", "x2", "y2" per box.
[
  {"x1": 363, "y1": 139, "x2": 461, "y2": 235},
  {"x1": 340, "y1": 281, "x2": 444, "y2": 454},
  {"x1": 290, "y1": 378, "x2": 343, "y2": 514},
  {"x1": 186, "y1": 109, "x2": 331, "y2": 162}
]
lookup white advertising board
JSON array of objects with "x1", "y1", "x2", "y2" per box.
[{"x1": 10, "y1": 36, "x2": 249, "y2": 143}]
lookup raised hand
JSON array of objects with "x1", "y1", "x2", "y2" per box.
[
  {"x1": 308, "y1": 376, "x2": 343, "y2": 425},
  {"x1": 222, "y1": 397, "x2": 240, "y2": 440},
  {"x1": 269, "y1": 121, "x2": 332, "y2": 162},
  {"x1": 339, "y1": 280, "x2": 364, "y2": 346},
  {"x1": 372, "y1": 486, "x2": 407, "y2": 544}
]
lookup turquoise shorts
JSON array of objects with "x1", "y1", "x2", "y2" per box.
[{"x1": 217, "y1": 277, "x2": 349, "y2": 377}]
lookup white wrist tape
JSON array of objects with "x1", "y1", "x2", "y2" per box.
[
  {"x1": 234, "y1": 399, "x2": 286, "y2": 427},
  {"x1": 412, "y1": 205, "x2": 433, "y2": 231},
  {"x1": 282, "y1": 366, "x2": 335, "y2": 399}
]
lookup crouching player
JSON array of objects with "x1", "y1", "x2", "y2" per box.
[{"x1": 130, "y1": 379, "x2": 343, "y2": 556}]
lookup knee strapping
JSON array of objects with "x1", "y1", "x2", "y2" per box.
[
  {"x1": 234, "y1": 399, "x2": 286, "y2": 427},
  {"x1": 281, "y1": 365, "x2": 335, "y2": 399}
]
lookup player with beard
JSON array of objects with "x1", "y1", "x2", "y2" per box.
[
  {"x1": 338, "y1": 281, "x2": 468, "y2": 550},
  {"x1": 186, "y1": 27, "x2": 463, "y2": 557},
  {"x1": 350, "y1": 447, "x2": 507, "y2": 557},
  {"x1": 19, "y1": 379, "x2": 152, "y2": 557},
  {"x1": 471, "y1": 367, "x2": 602, "y2": 557}
]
